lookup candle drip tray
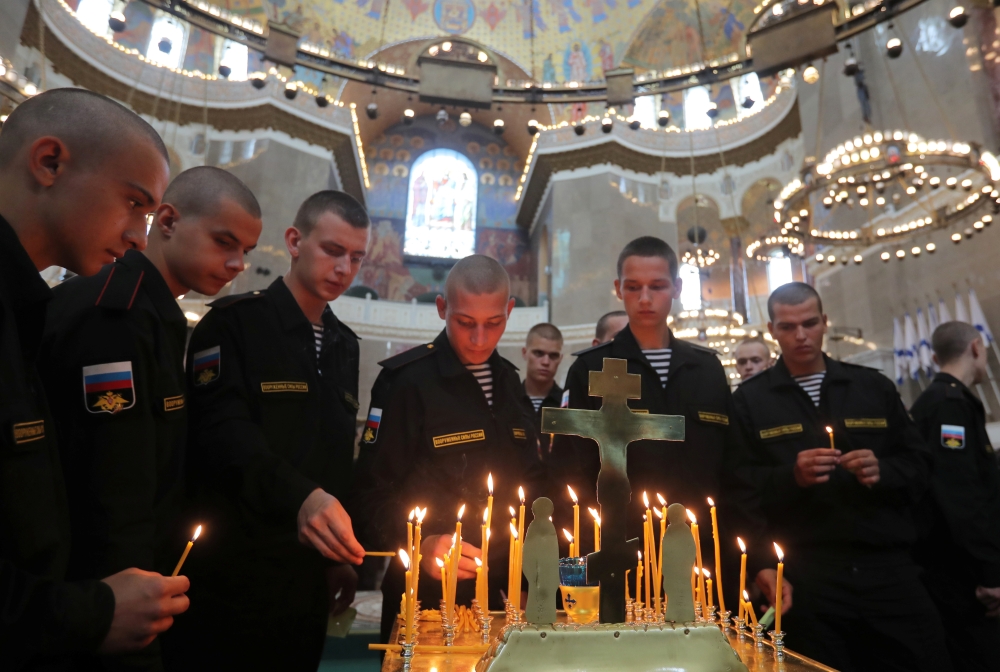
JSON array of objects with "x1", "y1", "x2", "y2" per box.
[{"x1": 475, "y1": 621, "x2": 749, "y2": 672}]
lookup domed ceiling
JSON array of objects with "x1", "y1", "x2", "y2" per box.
[{"x1": 211, "y1": 0, "x2": 757, "y2": 84}]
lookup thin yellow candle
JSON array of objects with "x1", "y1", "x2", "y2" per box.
[
  {"x1": 687, "y1": 510, "x2": 705, "y2": 607},
  {"x1": 436, "y1": 557, "x2": 448, "y2": 618},
  {"x1": 400, "y1": 549, "x2": 413, "y2": 643},
  {"x1": 743, "y1": 590, "x2": 758, "y2": 626},
  {"x1": 568, "y1": 485, "x2": 580, "y2": 558},
  {"x1": 654, "y1": 507, "x2": 664, "y2": 615},
  {"x1": 563, "y1": 528, "x2": 575, "y2": 559},
  {"x1": 485, "y1": 474, "x2": 493, "y2": 573},
  {"x1": 737, "y1": 537, "x2": 747, "y2": 623},
  {"x1": 407, "y1": 509, "x2": 414, "y2": 564},
  {"x1": 636, "y1": 551, "x2": 644, "y2": 608},
  {"x1": 515, "y1": 487, "x2": 526, "y2": 608},
  {"x1": 625, "y1": 568, "x2": 631, "y2": 604},
  {"x1": 451, "y1": 505, "x2": 465, "y2": 615},
  {"x1": 589, "y1": 507, "x2": 601, "y2": 552},
  {"x1": 826, "y1": 425, "x2": 835, "y2": 450},
  {"x1": 171, "y1": 524, "x2": 202, "y2": 577},
  {"x1": 412, "y1": 507, "x2": 425, "y2": 600},
  {"x1": 480, "y1": 507, "x2": 489, "y2": 606},
  {"x1": 691, "y1": 565, "x2": 698, "y2": 605},
  {"x1": 642, "y1": 513, "x2": 651, "y2": 613},
  {"x1": 704, "y1": 568, "x2": 713, "y2": 608},
  {"x1": 707, "y1": 497, "x2": 725, "y2": 613},
  {"x1": 508, "y1": 520, "x2": 517, "y2": 601},
  {"x1": 774, "y1": 543, "x2": 784, "y2": 633},
  {"x1": 475, "y1": 557, "x2": 484, "y2": 607}
]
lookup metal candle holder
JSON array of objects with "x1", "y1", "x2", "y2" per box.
[
  {"x1": 694, "y1": 601, "x2": 703, "y2": 621},
  {"x1": 626, "y1": 599, "x2": 635, "y2": 622},
  {"x1": 400, "y1": 641, "x2": 416, "y2": 672},
  {"x1": 769, "y1": 630, "x2": 786, "y2": 660},
  {"x1": 734, "y1": 616, "x2": 747, "y2": 638},
  {"x1": 717, "y1": 610, "x2": 731, "y2": 630},
  {"x1": 706, "y1": 604, "x2": 718, "y2": 624},
  {"x1": 753, "y1": 623, "x2": 766, "y2": 648}
]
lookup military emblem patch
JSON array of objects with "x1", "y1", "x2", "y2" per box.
[
  {"x1": 193, "y1": 346, "x2": 221, "y2": 386},
  {"x1": 561, "y1": 389, "x2": 570, "y2": 408},
  {"x1": 941, "y1": 424, "x2": 966, "y2": 449},
  {"x1": 363, "y1": 407, "x2": 382, "y2": 444},
  {"x1": 83, "y1": 362, "x2": 136, "y2": 414}
]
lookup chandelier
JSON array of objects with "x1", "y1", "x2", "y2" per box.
[
  {"x1": 668, "y1": 308, "x2": 745, "y2": 342},
  {"x1": 680, "y1": 248, "x2": 722, "y2": 267}
]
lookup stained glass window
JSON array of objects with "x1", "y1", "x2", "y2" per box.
[{"x1": 404, "y1": 149, "x2": 478, "y2": 259}]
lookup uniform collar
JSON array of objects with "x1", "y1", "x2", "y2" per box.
[
  {"x1": 609, "y1": 324, "x2": 694, "y2": 377},
  {"x1": 0, "y1": 214, "x2": 52, "y2": 310},
  {"x1": 268, "y1": 276, "x2": 333, "y2": 332},
  {"x1": 432, "y1": 329, "x2": 509, "y2": 379},
  {"x1": 522, "y1": 379, "x2": 563, "y2": 405},
  {"x1": 932, "y1": 372, "x2": 980, "y2": 404},
  {"x1": 769, "y1": 354, "x2": 848, "y2": 389},
  {"x1": 118, "y1": 250, "x2": 186, "y2": 326}
]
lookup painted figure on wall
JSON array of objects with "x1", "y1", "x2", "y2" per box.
[
  {"x1": 543, "y1": 54, "x2": 557, "y2": 83},
  {"x1": 434, "y1": 0, "x2": 476, "y2": 34},
  {"x1": 404, "y1": 149, "x2": 478, "y2": 259},
  {"x1": 548, "y1": 0, "x2": 582, "y2": 33},
  {"x1": 517, "y1": 0, "x2": 548, "y2": 37},
  {"x1": 586, "y1": 0, "x2": 617, "y2": 23},
  {"x1": 565, "y1": 42, "x2": 591, "y2": 82},
  {"x1": 597, "y1": 38, "x2": 615, "y2": 73}
]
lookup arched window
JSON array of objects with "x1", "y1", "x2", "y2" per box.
[
  {"x1": 683, "y1": 86, "x2": 712, "y2": 130},
  {"x1": 766, "y1": 252, "x2": 793, "y2": 292},
  {"x1": 404, "y1": 149, "x2": 478, "y2": 260},
  {"x1": 75, "y1": 0, "x2": 113, "y2": 36},
  {"x1": 146, "y1": 13, "x2": 187, "y2": 69},
  {"x1": 679, "y1": 263, "x2": 702, "y2": 311},
  {"x1": 632, "y1": 95, "x2": 657, "y2": 129},
  {"x1": 219, "y1": 40, "x2": 249, "y2": 81},
  {"x1": 735, "y1": 73, "x2": 763, "y2": 118}
]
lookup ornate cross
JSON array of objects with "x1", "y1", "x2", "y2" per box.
[{"x1": 541, "y1": 358, "x2": 685, "y2": 623}]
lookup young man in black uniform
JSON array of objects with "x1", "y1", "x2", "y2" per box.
[
  {"x1": 352, "y1": 255, "x2": 546, "y2": 643},
  {"x1": 732, "y1": 282, "x2": 951, "y2": 672},
  {"x1": 165, "y1": 191, "x2": 368, "y2": 671},
  {"x1": 910, "y1": 321, "x2": 1000, "y2": 672},
  {"x1": 519, "y1": 323, "x2": 565, "y2": 461},
  {"x1": 557, "y1": 236, "x2": 764, "y2": 607},
  {"x1": 38, "y1": 166, "x2": 262, "y2": 671},
  {"x1": 593, "y1": 310, "x2": 628, "y2": 346},
  {"x1": 0, "y1": 88, "x2": 190, "y2": 669}
]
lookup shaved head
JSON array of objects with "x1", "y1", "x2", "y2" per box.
[
  {"x1": 932, "y1": 321, "x2": 982, "y2": 366},
  {"x1": 162, "y1": 166, "x2": 261, "y2": 220},
  {"x1": 445, "y1": 254, "x2": 510, "y2": 302},
  {"x1": 0, "y1": 88, "x2": 168, "y2": 169}
]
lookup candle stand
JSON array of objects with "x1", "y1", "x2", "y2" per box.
[{"x1": 769, "y1": 630, "x2": 786, "y2": 660}]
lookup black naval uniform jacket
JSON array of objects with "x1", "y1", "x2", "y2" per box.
[
  {"x1": 910, "y1": 373, "x2": 1000, "y2": 593},
  {"x1": 558, "y1": 325, "x2": 763, "y2": 585},
  {"x1": 351, "y1": 330, "x2": 547, "y2": 638},
  {"x1": 38, "y1": 251, "x2": 190, "y2": 671},
  {"x1": 517, "y1": 380, "x2": 564, "y2": 460},
  {"x1": 732, "y1": 356, "x2": 931, "y2": 570},
  {"x1": 183, "y1": 276, "x2": 360, "y2": 611},
  {"x1": 0, "y1": 216, "x2": 114, "y2": 670}
]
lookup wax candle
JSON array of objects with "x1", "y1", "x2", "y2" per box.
[
  {"x1": 563, "y1": 529, "x2": 575, "y2": 558},
  {"x1": 568, "y1": 485, "x2": 579, "y2": 558},
  {"x1": 413, "y1": 508, "x2": 425, "y2": 600},
  {"x1": 407, "y1": 509, "x2": 414, "y2": 563},
  {"x1": 481, "y1": 507, "x2": 489, "y2": 607},
  {"x1": 737, "y1": 537, "x2": 747, "y2": 623},
  {"x1": 653, "y1": 507, "x2": 664, "y2": 615},
  {"x1": 743, "y1": 590, "x2": 758, "y2": 626},
  {"x1": 687, "y1": 510, "x2": 705, "y2": 607},
  {"x1": 707, "y1": 497, "x2": 725, "y2": 613},
  {"x1": 508, "y1": 522, "x2": 518, "y2": 602},
  {"x1": 451, "y1": 505, "x2": 465, "y2": 615},
  {"x1": 642, "y1": 512, "x2": 651, "y2": 613},
  {"x1": 436, "y1": 557, "x2": 448, "y2": 618},
  {"x1": 171, "y1": 525, "x2": 202, "y2": 577},
  {"x1": 636, "y1": 551, "x2": 644, "y2": 608},
  {"x1": 475, "y1": 557, "x2": 484, "y2": 607},
  {"x1": 485, "y1": 475, "x2": 493, "y2": 579},
  {"x1": 515, "y1": 488, "x2": 526, "y2": 609},
  {"x1": 826, "y1": 425, "x2": 835, "y2": 450},
  {"x1": 589, "y1": 507, "x2": 601, "y2": 552},
  {"x1": 704, "y1": 569, "x2": 713, "y2": 609},
  {"x1": 625, "y1": 569, "x2": 631, "y2": 604},
  {"x1": 691, "y1": 565, "x2": 697, "y2": 605},
  {"x1": 774, "y1": 542, "x2": 784, "y2": 633},
  {"x1": 400, "y1": 549, "x2": 413, "y2": 642}
]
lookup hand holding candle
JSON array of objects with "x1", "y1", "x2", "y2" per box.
[
  {"x1": 826, "y1": 425, "x2": 835, "y2": 450},
  {"x1": 171, "y1": 525, "x2": 201, "y2": 577}
]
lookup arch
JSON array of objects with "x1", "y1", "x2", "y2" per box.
[
  {"x1": 404, "y1": 148, "x2": 478, "y2": 260},
  {"x1": 146, "y1": 12, "x2": 188, "y2": 69},
  {"x1": 739, "y1": 177, "x2": 782, "y2": 233}
]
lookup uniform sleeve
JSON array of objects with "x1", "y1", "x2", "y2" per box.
[
  {"x1": 558, "y1": 359, "x2": 600, "y2": 498},
  {"x1": 186, "y1": 311, "x2": 318, "y2": 524},
  {"x1": 0, "y1": 563, "x2": 115, "y2": 665},
  {"x1": 918, "y1": 398, "x2": 1000, "y2": 586},
  {"x1": 868, "y1": 383, "x2": 931, "y2": 506},
  {"x1": 350, "y1": 369, "x2": 422, "y2": 550},
  {"x1": 720, "y1": 388, "x2": 768, "y2": 577}
]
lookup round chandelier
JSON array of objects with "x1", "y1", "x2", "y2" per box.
[
  {"x1": 745, "y1": 232, "x2": 805, "y2": 261},
  {"x1": 681, "y1": 248, "x2": 722, "y2": 267},
  {"x1": 668, "y1": 308, "x2": 745, "y2": 342}
]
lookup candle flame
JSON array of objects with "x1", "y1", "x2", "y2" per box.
[
  {"x1": 192, "y1": 525, "x2": 202, "y2": 541},
  {"x1": 702, "y1": 568, "x2": 711, "y2": 578},
  {"x1": 687, "y1": 509, "x2": 697, "y2": 524},
  {"x1": 654, "y1": 507, "x2": 663, "y2": 519},
  {"x1": 743, "y1": 589, "x2": 750, "y2": 601},
  {"x1": 487, "y1": 529, "x2": 491, "y2": 539},
  {"x1": 457, "y1": 504, "x2": 466, "y2": 520},
  {"x1": 567, "y1": 485, "x2": 578, "y2": 503},
  {"x1": 707, "y1": 497, "x2": 715, "y2": 507},
  {"x1": 436, "y1": 557, "x2": 445, "y2": 568},
  {"x1": 509, "y1": 506, "x2": 516, "y2": 518},
  {"x1": 510, "y1": 522, "x2": 518, "y2": 539},
  {"x1": 738, "y1": 537, "x2": 746, "y2": 553},
  {"x1": 656, "y1": 493, "x2": 666, "y2": 506},
  {"x1": 400, "y1": 549, "x2": 410, "y2": 569},
  {"x1": 475, "y1": 557, "x2": 483, "y2": 567},
  {"x1": 826, "y1": 426, "x2": 833, "y2": 434},
  {"x1": 483, "y1": 507, "x2": 489, "y2": 523},
  {"x1": 518, "y1": 486, "x2": 525, "y2": 503},
  {"x1": 638, "y1": 550, "x2": 642, "y2": 560},
  {"x1": 488, "y1": 473, "x2": 493, "y2": 494},
  {"x1": 643, "y1": 491, "x2": 650, "y2": 508},
  {"x1": 643, "y1": 514, "x2": 647, "y2": 522},
  {"x1": 589, "y1": 507, "x2": 601, "y2": 525},
  {"x1": 409, "y1": 509, "x2": 415, "y2": 521},
  {"x1": 562, "y1": 528, "x2": 574, "y2": 542},
  {"x1": 774, "y1": 542, "x2": 784, "y2": 562},
  {"x1": 416, "y1": 507, "x2": 426, "y2": 523}
]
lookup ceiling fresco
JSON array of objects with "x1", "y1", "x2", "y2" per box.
[{"x1": 204, "y1": 0, "x2": 757, "y2": 85}]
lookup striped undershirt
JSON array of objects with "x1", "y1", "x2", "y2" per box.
[
  {"x1": 467, "y1": 363, "x2": 493, "y2": 406},
  {"x1": 794, "y1": 372, "x2": 826, "y2": 407},
  {"x1": 312, "y1": 323, "x2": 324, "y2": 372},
  {"x1": 529, "y1": 396, "x2": 544, "y2": 412},
  {"x1": 642, "y1": 348, "x2": 672, "y2": 388}
]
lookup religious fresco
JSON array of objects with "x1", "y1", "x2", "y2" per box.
[
  {"x1": 355, "y1": 115, "x2": 531, "y2": 302},
  {"x1": 112, "y1": 1, "x2": 153, "y2": 52},
  {"x1": 182, "y1": 26, "x2": 216, "y2": 73}
]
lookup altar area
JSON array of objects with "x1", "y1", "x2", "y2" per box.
[{"x1": 377, "y1": 612, "x2": 837, "y2": 672}]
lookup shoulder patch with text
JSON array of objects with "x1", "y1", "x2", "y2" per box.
[
  {"x1": 83, "y1": 362, "x2": 136, "y2": 414},
  {"x1": 362, "y1": 408, "x2": 382, "y2": 444},
  {"x1": 697, "y1": 411, "x2": 730, "y2": 426},
  {"x1": 261, "y1": 381, "x2": 309, "y2": 393},
  {"x1": 844, "y1": 418, "x2": 888, "y2": 429},
  {"x1": 193, "y1": 346, "x2": 221, "y2": 386},
  {"x1": 433, "y1": 429, "x2": 486, "y2": 449},
  {"x1": 163, "y1": 395, "x2": 185, "y2": 412},
  {"x1": 760, "y1": 423, "x2": 804, "y2": 440},
  {"x1": 512, "y1": 427, "x2": 526, "y2": 441},
  {"x1": 12, "y1": 420, "x2": 45, "y2": 445},
  {"x1": 941, "y1": 424, "x2": 965, "y2": 449}
]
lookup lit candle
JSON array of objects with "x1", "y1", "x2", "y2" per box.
[
  {"x1": 475, "y1": 556, "x2": 484, "y2": 607},
  {"x1": 707, "y1": 497, "x2": 725, "y2": 614},
  {"x1": 774, "y1": 542, "x2": 784, "y2": 633},
  {"x1": 691, "y1": 565, "x2": 697, "y2": 605},
  {"x1": 413, "y1": 507, "x2": 425, "y2": 600},
  {"x1": 687, "y1": 510, "x2": 705, "y2": 607},
  {"x1": 171, "y1": 524, "x2": 202, "y2": 577},
  {"x1": 485, "y1": 474, "x2": 493, "y2": 576},
  {"x1": 508, "y1": 522, "x2": 518, "y2": 605},
  {"x1": 400, "y1": 549, "x2": 413, "y2": 643},
  {"x1": 826, "y1": 425, "x2": 835, "y2": 450},
  {"x1": 704, "y1": 568, "x2": 713, "y2": 609},
  {"x1": 436, "y1": 557, "x2": 447, "y2": 618},
  {"x1": 451, "y1": 505, "x2": 465, "y2": 616},
  {"x1": 407, "y1": 509, "x2": 414, "y2": 565},
  {"x1": 515, "y1": 488, "x2": 526, "y2": 609},
  {"x1": 568, "y1": 485, "x2": 580, "y2": 558},
  {"x1": 642, "y1": 513, "x2": 651, "y2": 613},
  {"x1": 563, "y1": 528, "x2": 575, "y2": 559},
  {"x1": 636, "y1": 551, "x2": 644, "y2": 608},
  {"x1": 653, "y1": 507, "x2": 664, "y2": 615},
  {"x1": 589, "y1": 507, "x2": 601, "y2": 552},
  {"x1": 737, "y1": 537, "x2": 747, "y2": 623},
  {"x1": 743, "y1": 589, "x2": 758, "y2": 626}
]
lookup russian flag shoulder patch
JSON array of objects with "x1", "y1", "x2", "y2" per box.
[
  {"x1": 193, "y1": 346, "x2": 221, "y2": 386},
  {"x1": 363, "y1": 407, "x2": 382, "y2": 444},
  {"x1": 941, "y1": 424, "x2": 966, "y2": 449},
  {"x1": 83, "y1": 362, "x2": 136, "y2": 414}
]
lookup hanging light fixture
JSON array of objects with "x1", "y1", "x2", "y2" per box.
[{"x1": 948, "y1": 6, "x2": 968, "y2": 28}]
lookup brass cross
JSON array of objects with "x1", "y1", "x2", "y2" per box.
[{"x1": 541, "y1": 358, "x2": 685, "y2": 623}]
